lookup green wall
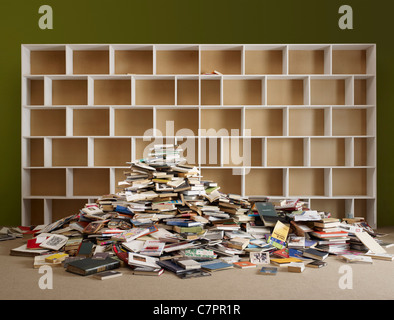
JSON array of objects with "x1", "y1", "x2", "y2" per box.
[{"x1": 1, "y1": 0, "x2": 392, "y2": 226}]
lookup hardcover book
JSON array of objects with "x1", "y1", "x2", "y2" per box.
[{"x1": 66, "y1": 257, "x2": 120, "y2": 276}]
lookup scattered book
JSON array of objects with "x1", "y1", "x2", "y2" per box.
[
  {"x1": 94, "y1": 270, "x2": 123, "y2": 280},
  {"x1": 259, "y1": 266, "x2": 278, "y2": 275},
  {"x1": 233, "y1": 261, "x2": 256, "y2": 269},
  {"x1": 302, "y1": 248, "x2": 329, "y2": 261}
]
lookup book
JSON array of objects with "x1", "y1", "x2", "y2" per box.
[
  {"x1": 200, "y1": 261, "x2": 233, "y2": 272},
  {"x1": 288, "y1": 262, "x2": 305, "y2": 273},
  {"x1": 302, "y1": 248, "x2": 329, "y2": 261},
  {"x1": 132, "y1": 267, "x2": 164, "y2": 276},
  {"x1": 355, "y1": 231, "x2": 386, "y2": 254},
  {"x1": 77, "y1": 241, "x2": 95, "y2": 257},
  {"x1": 139, "y1": 240, "x2": 165, "y2": 257},
  {"x1": 128, "y1": 253, "x2": 160, "y2": 269},
  {"x1": 270, "y1": 257, "x2": 303, "y2": 266},
  {"x1": 10, "y1": 244, "x2": 49, "y2": 257},
  {"x1": 45, "y1": 253, "x2": 69, "y2": 263},
  {"x1": 94, "y1": 270, "x2": 123, "y2": 280},
  {"x1": 233, "y1": 261, "x2": 256, "y2": 269},
  {"x1": 66, "y1": 257, "x2": 120, "y2": 276},
  {"x1": 34, "y1": 255, "x2": 63, "y2": 268},
  {"x1": 156, "y1": 260, "x2": 188, "y2": 274},
  {"x1": 176, "y1": 259, "x2": 201, "y2": 270},
  {"x1": 255, "y1": 202, "x2": 279, "y2": 226},
  {"x1": 310, "y1": 230, "x2": 349, "y2": 239},
  {"x1": 364, "y1": 251, "x2": 394, "y2": 261},
  {"x1": 338, "y1": 254, "x2": 373, "y2": 264},
  {"x1": 177, "y1": 269, "x2": 212, "y2": 279},
  {"x1": 306, "y1": 260, "x2": 327, "y2": 268},
  {"x1": 39, "y1": 234, "x2": 68, "y2": 251},
  {"x1": 259, "y1": 266, "x2": 278, "y2": 275},
  {"x1": 249, "y1": 252, "x2": 270, "y2": 264}
]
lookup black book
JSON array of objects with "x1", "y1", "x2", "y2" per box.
[
  {"x1": 66, "y1": 257, "x2": 120, "y2": 276},
  {"x1": 156, "y1": 260, "x2": 188, "y2": 274},
  {"x1": 302, "y1": 248, "x2": 329, "y2": 261},
  {"x1": 255, "y1": 202, "x2": 279, "y2": 227}
]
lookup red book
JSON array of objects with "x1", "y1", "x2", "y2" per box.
[{"x1": 311, "y1": 230, "x2": 348, "y2": 238}]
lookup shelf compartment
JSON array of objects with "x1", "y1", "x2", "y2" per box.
[
  {"x1": 29, "y1": 138, "x2": 44, "y2": 167},
  {"x1": 354, "y1": 137, "x2": 375, "y2": 167},
  {"x1": 310, "y1": 138, "x2": 345, "y2": 166},
  {"x1": 73, "y1": 168, "x2": 110, "y2": 196},
  {"x1": 354, "y1": 77, "x2": 376, "y2": 106},
  {"x1": 289, "y1": 168, "x2": 325, "y2": 196},
  {"x1": 223, "y1": 79, "x2": 262, "y2": 105},
  {"x1": 267, "y1": 79, "x2": 304, "y2": 105},
  {"x1": 267, "y1": 138, "x2": 304, "y2": 166},
  {"x1": 52, "y1": 199, "x2": 89, "y2": 222},
  {"x1": 245, "y1": 169, "x2": 284, "y2": 196},
  {"x1": 289, "y1": 108, "x2": 325, "y2": 136},
  {"x1": 30, "y1": 109, "x2": 66, "y2": 136},
  {"x1": 30, "y1": 50, "x2": 66, "y2": 75},
  {"x1": 288, "y1": 50, "x2": 325, "y2": 75},
  {"x1": 222, "y1": 138, "x2": 262, "y2": 167},
  {"x1": 332, "y1": 168, "x2": 368, "y2": 196},
  {"x1": 332, "y1": 109, "x2": 366, "y2": 136},
  {"x1": 73, "y1": 50, "x2": 109, "y2": 74},
  {"x1": 114, "y1": 48, "x2": 153, "y2": 75},
  {"x1": 245, "y1": 48, "x2": 283, "y2": 75},
  {"x1": 115, "y1": 168, "x2": 128, "y2": 192},
  {"x1": 310, "y1": 79, "x2": 347, "y2": 105},
  {"x1": 200, "y1": 137, "x2": 221, "y2": 166},
  {"x1": 332, "y1": 50, "x2": 366, "y2": 74},
  {"x1": 94, "y1": 79, "x2": 131, "y2": 105},
  {"x1": 114, "y1": 108, "x2": 153, "y2": 136},
  {"x1": 30, "y1": 199, "x2": 45, "y2": 225},
  {"x1": 354, "y1": 199, "x2": 374, "y2": 221},
  {"x1": 29, "y1": 79, "x2": 44, "y2": 105},
  {"x1": 176, "y1": 137, "x2": 198, "y2": 166},
  {"x1": 200, "y1": 48, "x2": 242, "y2": 75},
  {"x1": 177, "y1": 79, "x2": 199, "y2": 105},
  {"x1": 244, "y1": 108, "x2": 283, "y2": 136},
  {"x1": 52, "y1": 80, "x2": 88, "y2": 105},
  {"x1": 201, "y1": 168, "x2": 242, "y2": 195},
  {"x1": 310, "y1": 199, "x2": 349, "y2": 219},
  {"x1": 73, "y1": 108, "x2": 110, "y2": 136},
  {"x1": 156, "y1": 50, "x2": 199, "y2": 74},
  {"x1": 135, "y1": 79, "x2": 175, "y2": 105},
  {"x1": 94, "y1": 138, "x2": 131, "y2": 166},
  {"x1": 134, "y1": 137, "x2": 154, "y2": 160},
  {"x1": 30, "y1": 168, "x2": 66, "y2": 196},
  {"x1": 52, "y1": 138, "x2": 88, "y2": 166},
  {"x1": 200, "y1": 109, "x2": 242, "y2": 136},
  {"x1": 156, "y1": 109, "x2": 198, "y2": 136},
  {"x1": 201, "y1": 79, "x2": 220, "y2": 105}
]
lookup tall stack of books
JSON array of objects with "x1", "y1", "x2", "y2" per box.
[{"x1": 310, "y1": 218, "x2": 350, "y2": 254}]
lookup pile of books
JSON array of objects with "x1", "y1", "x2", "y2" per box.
[{"x1": 6, "y1": 144, "x2": 393, "y2": 278}]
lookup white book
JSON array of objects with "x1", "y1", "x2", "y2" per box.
[{"x1": 128, "y1": 253, "x2": 160, "y2": 268}]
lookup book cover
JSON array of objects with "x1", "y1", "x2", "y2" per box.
[
  {"x1": 66, "y1": 257, "x2": 120, "y2": 276},
  {"x1": 259, "y1": 266, "x2": 278, "y2": 275}
]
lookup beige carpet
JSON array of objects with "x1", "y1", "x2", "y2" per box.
[{"x1": 1, "y1": 227, "x2": 394, "y2": 300}]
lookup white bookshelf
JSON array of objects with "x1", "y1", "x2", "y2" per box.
[{"x1": 21, "y1": 44, "x2": 377, "y2": 227}]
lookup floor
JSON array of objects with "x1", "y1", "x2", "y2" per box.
[{"x1": 1, "y1": 227, "x2": 394, "y2": 300}]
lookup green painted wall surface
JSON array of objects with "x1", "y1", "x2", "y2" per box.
[{"x1": 0, "y1": 0, "x2": 392, "y2": 226}]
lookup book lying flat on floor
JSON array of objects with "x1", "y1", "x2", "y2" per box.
[{"x1": 66, "y1": 257, "x2": 120, "y2": 276}]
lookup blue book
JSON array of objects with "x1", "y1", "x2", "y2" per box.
[
  {"x1": 201, "y1": 261, "x2": 233, "y2": 272},
  {"x1": 259, "y1": 266, "x2": 278, "y2": 275}
]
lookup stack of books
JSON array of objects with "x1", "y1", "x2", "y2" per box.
[{"x1": 5, "y1": 144, "x2": 391, "y2": 279}]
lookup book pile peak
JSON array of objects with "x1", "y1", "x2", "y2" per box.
[{"x1": 6, "y1": 144, "x2": 392, "y2": 278}]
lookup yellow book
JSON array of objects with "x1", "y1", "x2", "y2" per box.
[
  {"x1": 270, "y1": 257, "x2": 302, "y2": 266},
  {"x1": 271, "y1": 220, "x2": 290, "y2": 243},
  {"x1": 44, "y1": 253, "x2": 69, "y2": 263}
]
